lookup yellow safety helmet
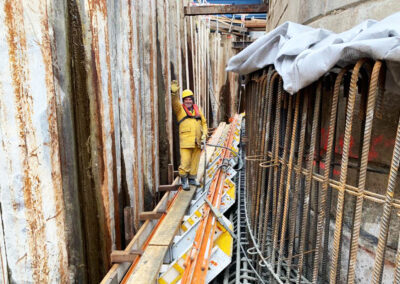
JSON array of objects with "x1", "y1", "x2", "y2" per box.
[{"x1": 182, "y1": 89, "x2": 194, "y2": 99}]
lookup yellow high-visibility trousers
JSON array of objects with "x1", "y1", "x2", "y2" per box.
[{"x1": 179, "y1": 147, "x2": 201, "y2": 178}]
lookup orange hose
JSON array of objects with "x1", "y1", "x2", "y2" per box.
[{"x1": 182, "y1": 115, "x2": 239, "y2": 283}]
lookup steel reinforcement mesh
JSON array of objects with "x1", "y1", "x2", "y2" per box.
[{"x1": 243, "y1": 60, "x2": 400, "y2": 283}]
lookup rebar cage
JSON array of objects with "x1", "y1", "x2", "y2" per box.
[{"x1": 243, "y1": 60, "x2": 400, "y2": 283}]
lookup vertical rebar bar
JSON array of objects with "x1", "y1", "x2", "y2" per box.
[
  {"x1": 270, "y1": 78, "x2": 283, "y2": 268},
  {"x1": 371, "y1": 117, "x2": 400, "y2": 283},
  {"x1": 312, "y1": 68, "x2": 347, "y2": 283},
  {"x1": 330, "y1": 59, "x2": 368, "y2": 283},
  {"x1": 277, "y1": 94, "x2": 300, "y2": 276},
  {"x1": 272, "y1": 95, "x2": 293, "y2": 271},
  {"x1": 286, "y1": 92, "x2": 309, "y2": 282},
  {"x1": 347, "y1": 61, "x2": 383, "y2": 284},
  {"x1": 394, "y1": 211, "x2": 400, "y2": 284},
  {"x1": 254, "y1": 75, "x2": 271, "y2": 241},
  {"x1": 297, "y1": 83, "x2": 321, "y2": 283},
  {"x1": 257, "y1": 69, "x2": 275, "y2": 245},
  {"x1": 261, "y1": 72, "x2": 279, "y2": 260}
]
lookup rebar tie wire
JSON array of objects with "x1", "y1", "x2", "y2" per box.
[{"x1": 238, "y1": 147, "x2": 285, "y2": 284}]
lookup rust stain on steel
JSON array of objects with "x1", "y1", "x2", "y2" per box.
[
  {"x1": 244, "y1": 63, "x2": 400, "y2": 282},
  {"x1": 129, "y1": 0, "x2": 145, "y2": 229},
  {"x1": 38, "y1": 0, "x2": 68, "y2": 281},
  {"x1": 4, "y1": 1, "x2": 49, "y2": 283},
  {"x1": 127, "y1": 0, "x2": 141, "y2": 229},
  {"x1": 102, "y1": 0, "x2": 121, "y2": 251},
  {"x1": 162, "y1": 0, "x2": 173, "y2": 166},
  {"x1": 87, "y1": 0, "x2": 125, "y2": 269},
  {"x1": 149, "y1": 0, "x2": 159, "y2": 197}
]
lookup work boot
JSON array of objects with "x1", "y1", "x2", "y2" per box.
[
  {"x1": 181, "y1": 176, "x2": 190, "y2": 191},
  {"x1": 188, "y1": 176, "x2": 200, "y2": 187}
]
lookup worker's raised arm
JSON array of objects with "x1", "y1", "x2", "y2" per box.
[{"x1": 170, "y1": 80, "x2": 182, "y2": 116}]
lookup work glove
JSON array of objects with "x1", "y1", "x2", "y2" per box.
[
  {"x1": 200, "y1": 135, "x2": 206, "y2": 150},
  {"x1": 171, "y1": 80, "x2": 180, "y2": 93}
]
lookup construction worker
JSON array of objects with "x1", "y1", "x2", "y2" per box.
[{"x1": 171, "y1": 80, "x2": 208, "y2": 190}]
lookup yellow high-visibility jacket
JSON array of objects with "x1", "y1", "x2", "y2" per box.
[{"x1": 172, "y1": 92, "x2": 208, "y2": 148}]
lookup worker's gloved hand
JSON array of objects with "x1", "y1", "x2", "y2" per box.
[
  {"x1": 171, "y1": 80, "x2": 180, "y2": 93},
  {"x1": 201, "y1": 135, "x2": 206, "y2": 150}
]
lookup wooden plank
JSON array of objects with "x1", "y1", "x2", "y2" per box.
[
  {"x1": 105, "y1": 124, "x2": 226, "y2": 283},
  {"x1": 111, "y1": 250, "x2": 144, "y2": 263},
  {"x1": 124, "y1": 207, "x2": 135, "y2": 244},
  {"x1": 158, "y1": 184, "x2": 179, "y2": 192},
  {"x1": 126, "y1": 245, "x2": 169, "y2": 284},
  {"x1": 126, "y1": 186, "x2": 197, "y2": 282},
  {"x1": 139, "y1": 212, "x2": 164, "y2": 221},
  {"x1": 210, "y1": 20, "x2": 248, "y2": 33},
  {"x1": 100, "y1": 190, "x2": 171, "y2": 284},
  {"x1": 184, "y1": 4, "x2": 268, "y2": 16},
  {"x1": 245, "y1": 20, "x2": 266, "y2": 28},
  {"x1": 148, "y1": 185, "x2": 197, "y2": 246},
  {"x1": 167, "y1": 164, "x2": 174, "y2": 184}
]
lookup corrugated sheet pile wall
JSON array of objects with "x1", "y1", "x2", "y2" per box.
[{"x1": 0, "y1": 1, "x2": 239, "y2": 282}]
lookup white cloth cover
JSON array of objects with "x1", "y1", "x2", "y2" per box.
[{"x1": 226, "y1": 12, "x2": 400, "y2": 94}]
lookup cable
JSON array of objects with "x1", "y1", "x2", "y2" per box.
[
  {"x1": 206, "y1": 143, "x2": 238, "y2": 157},
  {"x1": 205, "y1": 143, "x2": 244, "y2": 171}
]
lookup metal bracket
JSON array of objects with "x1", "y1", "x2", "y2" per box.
[{"x1": 204, "y1": 198, "x2": 237, "y2": 240}]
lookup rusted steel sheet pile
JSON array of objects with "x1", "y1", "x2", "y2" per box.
[
  {"x1": 244, "y1": 60, "x2": 400, "y2": 283},
  {"x1": 0, "y1": 1, "x2": 239, "y2": 283},
  {"x1": 0, "y1": 1, "x2": 72, "y2": 282}
]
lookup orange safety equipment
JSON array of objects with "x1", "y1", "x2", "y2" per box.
[
  {"x1": 171, "y1": 86, "x2": 207, "y2": 149},
  {"x1": 179, "y1": 104, "x2": 201, "y2": 125}
]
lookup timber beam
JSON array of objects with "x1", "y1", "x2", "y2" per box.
[
  {"x1": 139, "y1": 211, "x2": 166, "y2": 221},
  {"x1": 210, "y1": 20, "x2": 248, "y2": 33},
  {"x1": 184, "y1": 4, "x2": 268, "y2": 16},
  {"x1": 158, "y1": 184, "x2": 179, "y2": 192},
  {"x1": 110, "y1": 250, "x2": 144, "y2": 263}
]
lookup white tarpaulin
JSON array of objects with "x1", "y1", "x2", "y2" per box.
[{"x1": 226, "y1": 12, "x2": 400, "y2": 94}]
